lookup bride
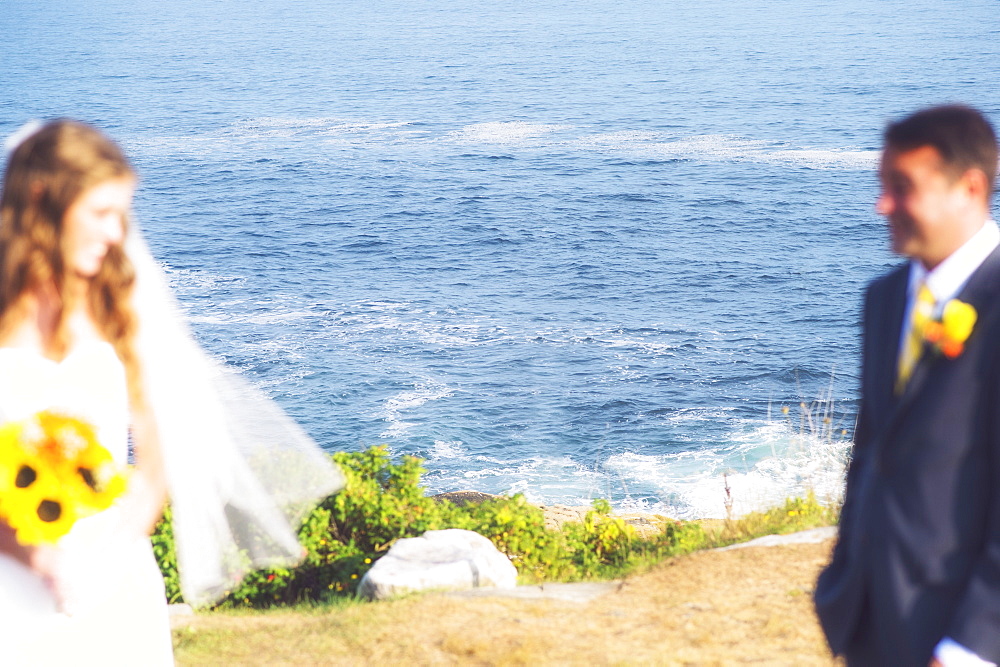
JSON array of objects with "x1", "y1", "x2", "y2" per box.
[{"x1": 0, "y1": 120, "x2": 343, "y2": 663}]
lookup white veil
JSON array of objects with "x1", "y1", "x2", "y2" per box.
[{"x1": 127, "y1": 231, "x2": 345, "y2": 607}]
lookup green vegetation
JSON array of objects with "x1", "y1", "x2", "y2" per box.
[{"x1": 152, "y1": 445, "x2": 836, "y2": 609}]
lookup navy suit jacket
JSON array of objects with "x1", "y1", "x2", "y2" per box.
[{"x1": 816, "y1": 247, "x2": 1000, "y2": 665}]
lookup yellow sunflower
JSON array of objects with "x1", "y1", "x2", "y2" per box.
[
  {"x1": 0, "y1": 420, "x2": 28, "y2": 493},
  {"x1": 41, "y1": 412, "x2": 127, "y2": 514},
  {"x1": 2, "y1": 463, "x2": 79, "y2": 545},
  {"x1": 0, "y1": 411, "x2": 126, "y2": 545},
  {"x1": 73, "y1": 447, "x2": 128, "y2": 513}
]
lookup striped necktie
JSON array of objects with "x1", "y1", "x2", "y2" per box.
[{"x1": 896, "y1": 283, "x2": 936, "y2": 394}]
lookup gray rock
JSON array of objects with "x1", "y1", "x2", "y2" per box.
[{"x1": 358, "y1": 529, "x2": 518, "y2": 600}]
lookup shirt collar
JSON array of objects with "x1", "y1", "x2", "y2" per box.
[{"x1": 908, "y1": 219, "x2": 1000, "y2": 305}]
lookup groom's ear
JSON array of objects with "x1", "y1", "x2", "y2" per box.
[{"x1": 956, "y1": 167, "x2": 990, "y2": 204}]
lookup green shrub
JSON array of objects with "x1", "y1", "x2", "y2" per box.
[
  {"x1": 151, "y1": 445, "x2": 836, "y2": 608},
  {"x1": 151, "y1": 504, "x2": 182, "y2": 604}
]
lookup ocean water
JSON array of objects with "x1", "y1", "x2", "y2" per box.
[{"x1": 2, "y1": 0, "x2": 998, "y2": 518}]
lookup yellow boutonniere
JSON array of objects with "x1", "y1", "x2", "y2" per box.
[{"x1": 923, "y1": 299, "x2": 977, "y2": 359}]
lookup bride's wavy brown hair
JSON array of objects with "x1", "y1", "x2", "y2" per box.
[{"x1": 0, "y1": 119, "x2": 143, "y2": 407}]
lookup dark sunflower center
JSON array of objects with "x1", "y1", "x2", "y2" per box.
[
  {"x1": 37, "y1": 500, "x2": 62, "y2": 523},
  {"x1": 78, "y1": 467, "x2": 97, "y2": 490},
  {"x1": 15, "y1": 465, "x2": 37, "y2": 488}
]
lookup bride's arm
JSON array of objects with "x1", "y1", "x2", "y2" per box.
[
  {"x1": 1, "y1": 520, "x2": 66, "y2": 604},
  {"x1": 0, "y1": 520, "x2": 31, "y2": 563},
  {"x1": 120, "y1": 403, "x2": 169, "y2": 538}
]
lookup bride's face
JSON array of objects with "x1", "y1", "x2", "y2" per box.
[{"x1": 61, "y1": 177, "x2": 135, "y2": 278}]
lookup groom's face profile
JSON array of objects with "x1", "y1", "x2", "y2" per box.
[{"x1": 876, "y1": 144, "x2": 975, "y2": 269}]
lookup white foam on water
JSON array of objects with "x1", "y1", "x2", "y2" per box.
[
  {"x1": 575, "y1": 131, "x2": 878, "y2": 170},
  {"x1": 768, "y1": 148, "x2": 878, "y2": 169},
  {"x1": 660, "y1": 407, "x2": 740, "y2": 425},
  {"x1": 458, "y1": 454, "x2": 605, "y2": 506},
  {"x1": 601, "y1": 420, "x2": 849, "y2": 519},
  {"x1": 429, "y1": 439, "x2": 468, "y2": 461},
  {"x1": 248, "y1": 364, "x2": 314, "y2": 391},
  {"x1": 320, "y1": 121, "x2": 412, "y2": 134},
  {"x1": 446, "y1": 121, "x2": 569, "y2": 146},
  {"x1": 605, "y1": 337, "x2": 679, "y2": 355},
  {"x1": 128, "y1": 120, "x2": 876, "y2": 170},
  {"x1": 233, "y1": 337, "x2": 308, "y2": 361},
  {"x1": 122, "y1": 135, "x2": 237, "y2": 157},
  {"x1": 165, "y1": 267, "x2": 248, "y2": 294},
  {"x1": 329, "y1": 302, "x2": 510, "y2": 349},
  {"x1": 574, "y1": 130, "x2": 665, "y2": 148},
  {"x1": 243, "y1": 309, "x2": 326, "y2": 325},
  {"x1": 341, "y1": 313, "x2": 486, "y2": 348},
  {"x1": 654, "y1": 134, "x2": 772, "y2": 158},
  {"x1": 127, "y1": 118, "x2": 417, "y2": 157},
  {"x1": 235, "y1": 117, "x2": 345, "y2": 131},
  {"x1": 609, "y1": 362, "x2": 643, "y2": 381},
  {"x1": 185, "y1": 304, "x2": 323, "y2": 326},
  {"x1": 377, "y1": 381, "x2": 454, "y2": 438},
  {"x1": 428, "y1": 417, "x2": 847, "y2": 518},
  {"x1": 642, "y1": 135, "x2": 878, "y2": 169},
  {"x1": 230, "y1": 117, "x2": 411, "y2": 140},
  {"x1": 359, "y1": 300, "x2": 410, "y2": 312}
]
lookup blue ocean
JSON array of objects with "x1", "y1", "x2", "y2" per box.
[{"x1": 2, "y1": 0, "x2": 998, "y2": 518}]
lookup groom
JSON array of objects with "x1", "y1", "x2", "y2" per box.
[{"x1": 815, "y1": 105, "x2": 1000, "y2": 665}]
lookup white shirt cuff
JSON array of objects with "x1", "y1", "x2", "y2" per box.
[{"x1": 936, "y1": 638, "x2": 996, "y2": 667}]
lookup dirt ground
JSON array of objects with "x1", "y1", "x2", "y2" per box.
[{"x1": 172, "y1": 537, "x2": 842, "y2": 665}]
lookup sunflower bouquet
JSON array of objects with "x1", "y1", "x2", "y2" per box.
[{"x1": 0, "y1": 411, "x2": 127, "y2": 545}]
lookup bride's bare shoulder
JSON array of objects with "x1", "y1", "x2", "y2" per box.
[
  {"x1": 0, "y1": 322, "x2": 44, "y2": 352},
  {"x1": 0, "y1": 291, "x2": 50, "y2": 351},
  {"x1": 0, "y1": 312, "x2": 106, "y2": 359}
]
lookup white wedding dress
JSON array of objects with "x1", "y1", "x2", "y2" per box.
[{"x1": 0, "y1": 341, "x2": 173, "y2": 665}]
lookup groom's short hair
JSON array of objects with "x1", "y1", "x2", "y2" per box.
[{"x1": 885, "y1": 104, "x2": 998, "y2": 197}]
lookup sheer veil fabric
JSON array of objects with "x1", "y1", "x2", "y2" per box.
[{"x1": 127, "y1": 231, "x2": 345, "y2": 606}]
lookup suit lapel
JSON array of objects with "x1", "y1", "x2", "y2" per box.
[{"x1": 869, "y1": 268, "x2": 908, "y2": 422}]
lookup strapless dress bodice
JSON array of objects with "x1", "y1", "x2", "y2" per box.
[{"x1": 0, "y1": 341, "x2": 129, "y2": 464}]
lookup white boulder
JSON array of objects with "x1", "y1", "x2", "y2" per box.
[{"x1": 358, "y1": 529, "x2": 518, "y2": 600}]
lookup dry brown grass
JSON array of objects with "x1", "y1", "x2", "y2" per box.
[{"x1": 173, "y1": 539, "x2": 840, "y2": 665}]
